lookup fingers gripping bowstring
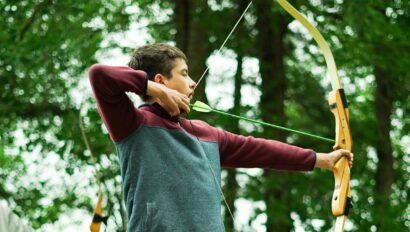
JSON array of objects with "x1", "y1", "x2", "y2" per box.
[{"x1": 195, "y1": 1, "x2": 253, "y2": 88}]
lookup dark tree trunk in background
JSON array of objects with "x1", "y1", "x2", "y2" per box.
[
  {"x1": 174, "y1": 0, "x2": 209, "y2": 103},
  {"x1": 373, "y1": 65, "x2": 394, "y2": 231},
  {"x1": 187, "y1": 0, "x2": 209, "y2": 104},
  {"x1": 223, "y1": 54, "x2": 243, "y2": 231},
  {"x1": 174, "y1": 0, "x2": 190, "y2": 53},
  {"x1": 254, "y1": 0, "x2": 291, "y2": 231},
  {"x1": 222, "y1": 1, "x2": 251, "y2": 230}
]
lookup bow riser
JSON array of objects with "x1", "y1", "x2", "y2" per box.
[
  {"x1": 331, "y1": 158, "x2": 351, "y2": 215},
  {"x1": 329, "y1": 88, "x2": 352, "y2": 231},
  {"x1": 329, "y1": 89, "x2": 352, "y2": 151}
]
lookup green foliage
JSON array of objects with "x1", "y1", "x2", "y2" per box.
[
  {"x1": 0, "y1": 0, "x2": 131, "y2": 228},
  {"x1": 1, "y1": 0, "x2": 408, "y2": 231}
]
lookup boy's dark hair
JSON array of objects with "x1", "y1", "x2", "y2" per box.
[{"x1": 128, "y1": 43, "x2": 188, "y2": 101}]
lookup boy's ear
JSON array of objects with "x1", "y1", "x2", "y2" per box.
[{"x1": 153, "y1": 74, "x2": 166, "y2": 84}]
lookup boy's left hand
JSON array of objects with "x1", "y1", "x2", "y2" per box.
[{"x1": 315, "y1": 149, "x2": 353, "y2": 171}]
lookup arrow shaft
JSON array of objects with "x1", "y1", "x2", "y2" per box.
[{"x1": 191, "y1": 104, "x2": 335, "y2": 143}]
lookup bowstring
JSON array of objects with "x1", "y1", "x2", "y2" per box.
[
  {"x1": 187, "y1": 118, "x2": 236, "y2": 228},
  {"x1": 188, "y1": 1, "x2": 253, "y2": 229},
  {"x1": 195, "y1": 1, "x2": 253, "y2": 87}
]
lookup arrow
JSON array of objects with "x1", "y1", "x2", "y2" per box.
[{"x1": 191, "y1": 101, "x2": 335, "y2": 143}]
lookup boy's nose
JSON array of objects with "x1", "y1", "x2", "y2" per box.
[{"x1": 190, "y1": 78, "x2": 197, "y2": 89}]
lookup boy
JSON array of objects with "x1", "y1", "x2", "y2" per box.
[{"x1": 89, "y1": 43, "x2": 352, "y2": 232}]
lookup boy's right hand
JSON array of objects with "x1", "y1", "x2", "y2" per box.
[
  {"x1": 158, "y1": 87, "x2": 190, "y2": 116},
  {"x1": 147, "y1": 81, "x2": 190, "y2": 116}
]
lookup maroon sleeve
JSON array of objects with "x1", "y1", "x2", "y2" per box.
[
  {"x1": 217, "y1": 129, "x2": 316, "y2": 171},
  {"x1": 88, "y1": 64, "x2": 148, "y2": 142}
]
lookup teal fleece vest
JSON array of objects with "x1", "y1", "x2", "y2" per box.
[{"x1": 116, "y1": 125, "x2": 225, "y2": 232}]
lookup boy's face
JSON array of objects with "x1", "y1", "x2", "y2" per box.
[{"x1": 163, "y1": 58, "x2": 196, "y2": 101}]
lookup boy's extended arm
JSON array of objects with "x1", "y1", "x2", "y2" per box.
[
  {"x1": 216, "y1": 128, "x2": 353, "y2": 171},
  {"x1": 217, "y1": 129, "x2": 316, "y2": 171},
  {"x1": 88, "y1": 64, "x2": 147, "y2": 142}
]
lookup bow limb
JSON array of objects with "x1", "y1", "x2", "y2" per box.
[{"x1": 276, "y1": 0, "x2": 352, "y2": 231}]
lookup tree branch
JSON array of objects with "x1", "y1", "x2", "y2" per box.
[{"x1": 19, "y1": 0, "x2": 54, "y2": 41}]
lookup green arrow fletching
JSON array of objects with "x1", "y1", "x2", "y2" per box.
[{"x1": 192, "y1": 101, "x2": 212, "y2": 112}]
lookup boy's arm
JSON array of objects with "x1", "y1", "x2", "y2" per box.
[
  {"x1": 217, "y1": 129, "x2": 316, "y2": 171},
  {"x1": 88, "y1": 64, "x2": 148, "y2": 142}
]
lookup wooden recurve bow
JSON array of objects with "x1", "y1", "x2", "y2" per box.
[{"x1": 276, "y1": 0, "x2": 353, "y2": 231}]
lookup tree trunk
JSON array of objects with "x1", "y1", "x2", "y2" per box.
[
  {"x1": 174, "y1": 0, "x2": 190, "y2": 54},
  {"x1": 254, "y1": 0, "x2": 291, "y2": 231},
  {"x1": 373, "y1": 65, "x2": 394, "y2": 231},
  {"x1": 223, "y1": 53, "x2": 243, "y2": 231},
  {"x1": 175, "y1": 0, "x2": 209, "y2": 103}
]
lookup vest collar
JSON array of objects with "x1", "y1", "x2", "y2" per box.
[{"x1": 139, "y1": 102, "x2": 180, "y2": 122}]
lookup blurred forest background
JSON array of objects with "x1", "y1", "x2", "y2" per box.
[{"x1": 1, "y1": 0, "x2": 409, "y2": 231}]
